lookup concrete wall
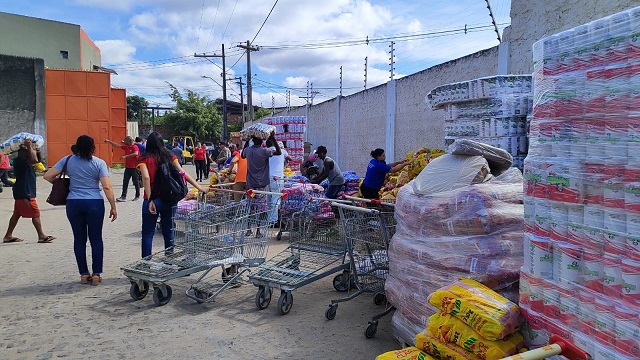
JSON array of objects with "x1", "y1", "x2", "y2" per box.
[
  {"x1": 0, "y1": 55, "x2": 47, "y2": 157},
  {"x1": 505, "y1": 0, "x2": 640, "y2": 74},
  {"x1": 0, "y1": 12, "x2": 82, "y2": 70},
  {"x1": 80, "y1": 28, "x2": 101, "y2": 71}
]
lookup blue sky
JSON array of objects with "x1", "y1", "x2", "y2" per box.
[{"x1": 1, "y1": 0, "x2": 511, "y2": 108}]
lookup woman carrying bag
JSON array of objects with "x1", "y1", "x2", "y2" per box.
[{"x1": 44, "y1": 135, "x2": 117, "y2": 285}]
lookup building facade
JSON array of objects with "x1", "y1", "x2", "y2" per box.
[{"x1": 0, "y1": 12, "x2": 100, "y2": 70}]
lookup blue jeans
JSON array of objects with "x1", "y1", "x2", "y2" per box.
[
  {"x1": 66, "y1": 199, "x2": 105, "y2": 275},
  {"x1": 325, "y1": 183, "x2": 344, "y2": 199},
  {"x1": 141, "y1": 198, "x2": 175, "y2": 258},
  {"x1": 268, "y1": 178, "x2": 282, "y2": 223}
]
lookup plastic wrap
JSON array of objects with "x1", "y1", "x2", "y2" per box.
[
  {"x1": 520, "y1": 6, "x2": 640, "y2": 359},
  {"x1": 263, "y1": 116, "x2": 306, "y2": 171},
  {"x1": 411, "y1": 154, "x2": 491, "y2": 195},
  {"x1": 387, "y1": 168, "x2": 524, "y2": 343},
  {"x1": 240, "y1": 123, "x2": 276, "y2": 140},
  {"x1": 447, "y1": 138, "x2": 514, "y2": 175},
  {"x1": 426, "y1": 75, "x2": 532, "y2": 170},
  {"x1": 0, "y1": 132, "x2": 45, "y2": 154}
]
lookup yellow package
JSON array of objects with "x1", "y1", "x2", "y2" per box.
[
  {"x1": 377, "y1": 347, "x2": 435, "y2": 360},
  {"x1": 34, "y1": 162, "x2": 46, "y2": 171},
  {"x1": 209, "y1": 172, "x2": 219, "y2": 186},
  {"x1": 428, "y1": 279, "x2": 520, "y2": 341},
  {"x1": 416, "y1": 332, "x2": 480, "y2": 360},
  {"x1": 428, "y1": 313, "x2": 523, "y2": 360}
]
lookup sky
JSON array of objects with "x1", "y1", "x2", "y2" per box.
[{"x1": 1, "y1": 0, "x2": 512, "y2": 109}]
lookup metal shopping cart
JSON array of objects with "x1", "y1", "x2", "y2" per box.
[
  {"x1": 184, "y1": 189, "x2": 286, "y2": 303},
  {"x1": 274, "y1": 177, "x2": 323, "y2": 241},
  {"x1": 248, "y1": 196, "x2": 353, "y2": 315},
  {"x1": 121, "y1": 189, "x2": 253, "y2": 306},
  {"x1": 325, "y1": 199, "x2": 396, "y2": 339}
]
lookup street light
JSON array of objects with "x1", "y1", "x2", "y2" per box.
[{"x1": 201, "y1": 75, "x2": 227, "y2": 141}]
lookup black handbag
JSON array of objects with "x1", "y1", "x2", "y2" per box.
[{"x1": 46, "y1": 156, "x2": 71, "y2": 206}]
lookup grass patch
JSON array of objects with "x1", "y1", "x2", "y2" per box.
[{"x1": 111, "y1": 163, "x2": 125, "y2": 169}]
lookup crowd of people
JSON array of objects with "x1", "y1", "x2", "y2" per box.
[{"x1": 2, "y1": 128, "x2": 394, "y2": 285}]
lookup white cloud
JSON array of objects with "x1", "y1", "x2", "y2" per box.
[{"x1": 94, "y1": 40, "x2": 136, "y2": 64}]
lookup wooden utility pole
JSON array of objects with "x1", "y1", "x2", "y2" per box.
[
  {"x1": 233, "y1": 77, "x2": 245, "y2": 123},
  {"x1": 237, "y1": 41, "x2": 259, "y2": 121},
  {"x1": 194, "y1": 45, "x2": 228, "y2": 140}
]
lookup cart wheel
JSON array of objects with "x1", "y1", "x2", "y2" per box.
[
  {"x1": 365, "y1": 322, "x2": 378, "y2": 339},
  {"x1": 332, "y1": 274, "x2": 350, "y2": 292},
  {"x1": 325, "y1": 304, "x2": 338, "y2": 320},
  {"x1": 276, "y1": 231, "x2": 282, "y2": 240},
  {"x1": 373, "y1": 293, "x2": 386, "y2": 305},
  {"x1": 152, "y1": 285, "x2": 173, "y2": 306},
  {"x1": 255, "y1": 287, "x2": 272, "y2": 310},
  {"x1": 193, "y1": 289, "x2": 207, "y2": 304},
  {"x1": 277, "y1": 291, "x2": 293, "y2": 315},
  {"x1": 129, "y1": 281, "x2": 149, "y2": 301}
]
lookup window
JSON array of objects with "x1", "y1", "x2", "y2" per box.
[{"x1": 60, "y1": 51, "x2": 69, "y2": 59}]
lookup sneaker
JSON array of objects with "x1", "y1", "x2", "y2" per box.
[
  {"x1": 132, "y1": 196, "x2": 140, "y2": 201},
  {"x1": 116, "y1": 196, "x2": 126, "y2": 202}
]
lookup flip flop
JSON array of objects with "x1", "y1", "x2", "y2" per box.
[
  {"x1": 3, "y1": 237, "x2": 24, "y2": 243},
  {"x1": 37, "y1": 236, "x2": 56, "y2": 243}
]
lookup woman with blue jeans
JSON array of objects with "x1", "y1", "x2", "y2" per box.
[
  {"x1": 137, "y1": 132, "x2": 208, "y2": 258},
  {"x1": 44, "y1": 135, "x2": 117, "y2": 285}
]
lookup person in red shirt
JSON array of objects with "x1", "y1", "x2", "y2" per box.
[
  {"x1": 193, "y1": 142, "x2": 207, "y2": 182},
  {"x1": 104, "y1": 136, "x2": 140, "y2": 201},
  {"x1": 137, "y1": 132, "x2": 208, "y2": 258}
]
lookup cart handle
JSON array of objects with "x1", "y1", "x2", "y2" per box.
[
  {"x1": 331, "y1": 201, "x2": 380, "y2": 214},
  {"x1": 209, "y1": 183, "x2": 234, "y2": 188},
  {"x1": 499, "y1": 335, "x2": 591, "y2": 360},
  {"x1": 207, "y1": 187, "x2": 246, "y2": 194},
  {"x1": 341, "y1": 195, "x2": 395, "y2": 207},
  {"x1": 273, "y1": 176, "x2": 306, "y2": 183},
  {"x1": 246, "y1": 189, "x2": 288, "y2": 199},
  {"x1": 307, "y1": 196, "x2": 352, "y2": 204}
]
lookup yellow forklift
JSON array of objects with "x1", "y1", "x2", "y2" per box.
[{"x1": 171, "y1": 136, "x2": 196, "y2": 164}]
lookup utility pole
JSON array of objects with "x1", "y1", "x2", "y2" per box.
[
  {"x1": 233, "y1": 77, "x2": 245, "y2": 123},
  {"x1": 286, "y1": 90, "x2": 290, "y2": 113},
  {"x1": 339, "y1": 66, "x2": 343, "y2": 97},
  {"x1": 389, "y1": 42, "x2": 395, "y2": 80},
  {"x1": 194, "y1": 44, "x2": 228, "y2": 140},
  {"x1": 364, "y1": 56, "x2": 368, "y2": 90},
  {"x1": 237, "y1": 40, "x2": 259, "y2": 122},
  {"x1": 271, "y1": 96, "x2": 275, "y2": 116}
]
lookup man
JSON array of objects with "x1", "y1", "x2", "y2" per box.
[
  {"x1": 311, "y1": 146, "x2": 345, "y2": 199},
  {"x1": 3, "y1": 138, "x2": 55, "y2": 243},
  {"x1": 242, "y1": 133, "x2": 281, "y2": 191},
  {"x1": 216, "y1": 142, "x2": 231, "y2": 170},
  {"x1": 134, "y1": 137, "x2": 146, "y2": 154},
  {"x1": 266, "y1": 139, "x2": 292, "y2": 224},
  {"x1": 171, "y1": 144, "x2": 184, "y2": 165},
  {"x1": 229, "y1": 149, "x2": 248, "y2": 201},
  {"x1": 104, "y1": 136, "x2": 140, "y2": 201}
]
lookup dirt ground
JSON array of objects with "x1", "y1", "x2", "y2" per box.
[{"x1": 0, "y1": 166, "x2": 399, "y2": 359}]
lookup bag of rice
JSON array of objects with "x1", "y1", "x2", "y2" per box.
[
  {"x1": 428, "y1": 312, "x2": 523, "y2": 360},
  {"x1": 416, "y1": 332, "x2": 481, "y2": 360},
  {"x1": 1, "y1": 132, "x2": 45, "y2": 155},
  {"x1": 376, "y1": 347, "x2": 435, "y2": 360},
  {"x1": 428, "y1": 279, "x2": 520, "y2": 341}
]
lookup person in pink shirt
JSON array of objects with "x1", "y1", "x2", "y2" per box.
[{"x1": 0, "y1": 153, "x2": 14, "y2": 192}]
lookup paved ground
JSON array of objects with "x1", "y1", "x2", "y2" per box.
[{"x1": 0, "y1": 166, "x2": 398, "y2": 359}]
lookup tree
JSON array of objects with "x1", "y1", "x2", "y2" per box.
[
  {"x1": 163, "y1": 83, "x2": 223, "y2": 140},
  {"x1": 252, "y1": 107, "x2": 271, "y2": 121},
  {"x1": 126, "y1": 95, "x2": 150, "y2": 122}
]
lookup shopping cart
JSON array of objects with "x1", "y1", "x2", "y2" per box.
[
  {"x1": 500, "y1": 335, "x2": 591, "y2": 360},
  {"x1": 121, "y1": 189, "x2": 253, "y2": 306},
  {"x1": 325, "y1": 200, "x2": 396, "y2": 339},
  {"x1": 274, "y1": 176, "x2": 322, "y2": 240},
  {"x1": 248, "y1": 196, "x2": 352, "y2": 315},
  {"x1": 184, "y1": 189, "x2": 287, "y2": 303}
]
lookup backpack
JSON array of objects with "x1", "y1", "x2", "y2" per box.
[{"x1": 151, "y1": 159, "x2": 188, "y2": 205}]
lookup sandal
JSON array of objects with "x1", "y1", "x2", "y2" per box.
[
  {"x1": 80, "y1": 274, "x2": 92, "y2": 284},
  {"x1": 3, "y1": 237, "x2": 24, "y2": 243},
  {"x1": 37, "y1": 236, "x2": 56, "y2": 243},
  {"x1": 91, "y1": 274, "x2": 101, "y2": 286}
]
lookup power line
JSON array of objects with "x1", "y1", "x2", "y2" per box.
[
  {"x1": 220, "y1": 0, "x2": 239, "y2": 44},
  {"x1": 196, "y1": 0, "x2": 206, "y2": 51},
  {"x1": 251, "y1": 0, "x2": 278, "y2": 44},
  {"x1": 204, "y1": 0, "x2": 222, "y2": 52}
]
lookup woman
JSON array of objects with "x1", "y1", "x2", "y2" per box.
[
  {"x1": 193, "y1": 142, "x2": 207, "y2": 182},
  {"x1": 44, "y1": 135, "x2": 117, "y2": 285},
  {"x1": 137, "y1": 132, "x2": 208, "y2": 258},
  {"x1": 0, "y1": 152, "x2": 14, "y2": 191},
  {"x1": 360, "y1": 148, "x2": 410, "y2": 199}
]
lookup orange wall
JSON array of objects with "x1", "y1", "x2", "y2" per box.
[{"x1": 45, "y1": 69, "x2": 126, "y2": 167}]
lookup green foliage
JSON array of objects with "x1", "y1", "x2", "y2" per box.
[
  {"x1": 126, "y1": 95, "x2": 150, "y2": 122},
  {"x1": 227, "y1": 123, "x2": 242, "y2": 133},
  {"x1": 252, "y1": 108, "x2": 271, "y2": 121},
  {"x1": 163, "y1": 83, "x2": 223, "y2": 140}
]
